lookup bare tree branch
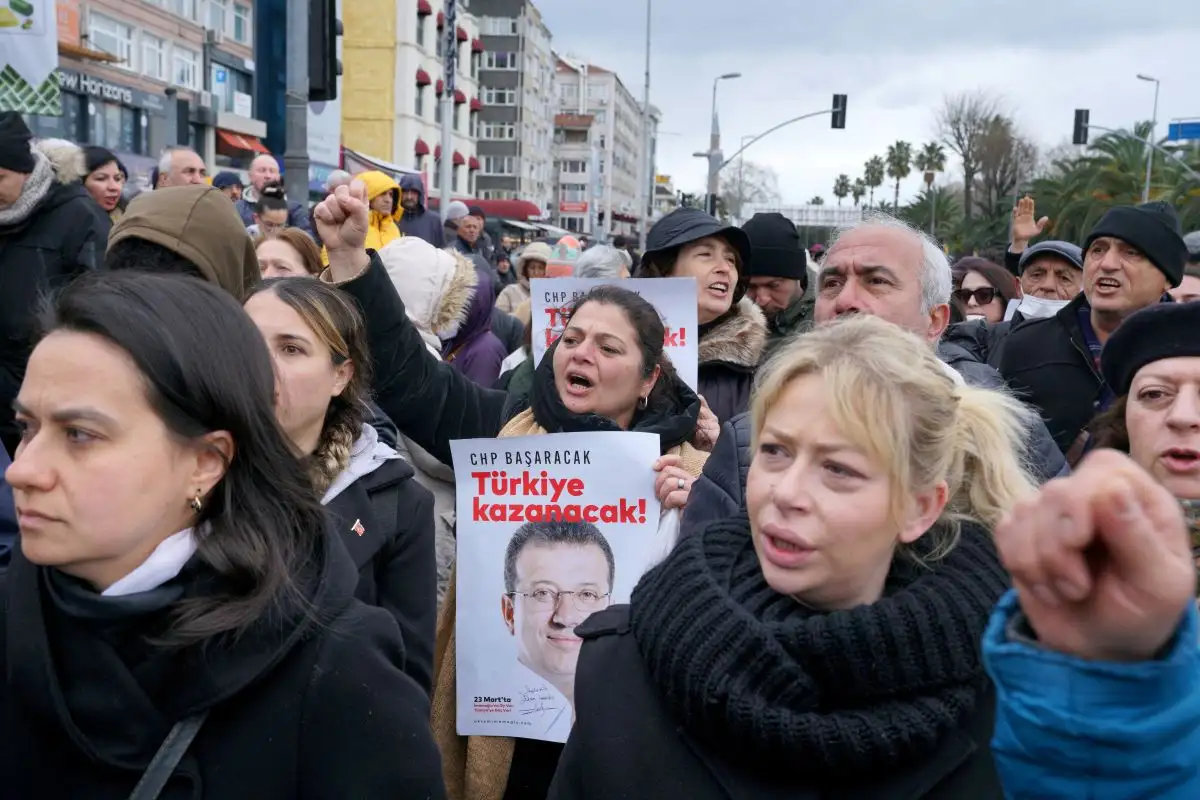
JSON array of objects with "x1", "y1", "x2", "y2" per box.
[
  {"x1": 936, "y1": 91, "x2": 1001, "y2": 221},
  {"x1": 719, "y1": 161, "x2": 782, "y2": 220}
]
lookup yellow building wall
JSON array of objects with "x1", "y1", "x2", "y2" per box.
[{"x1": 342, "y1": 0, "x2": 396, "y2": 161}]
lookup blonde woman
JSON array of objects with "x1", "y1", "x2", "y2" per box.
[{"x1": 550, "y1": 314, "x2": 1037, "y2": 800}]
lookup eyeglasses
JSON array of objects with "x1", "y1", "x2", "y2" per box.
[
  {"x1": 953, "y1": 287, "x2": 998, "y2": 306},
  {"x1": 507, "y1": 588, "x2": 612, "y2": 612}
]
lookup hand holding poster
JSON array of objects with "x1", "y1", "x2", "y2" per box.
[
  {"x1": 451, "y1": 431, "x2": 662, "y2": 743},
  {"x1": 529, "y1": 277, "x2": 699, "y2": 390}
]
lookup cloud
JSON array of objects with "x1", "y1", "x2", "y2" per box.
[{"x1": 534, "y1": 0, "x2": 1200, "y2": 204}]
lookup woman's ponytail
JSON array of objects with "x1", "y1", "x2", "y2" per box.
[{"x1": 307, "y1": 400, "x2": 360, "y2": 495}]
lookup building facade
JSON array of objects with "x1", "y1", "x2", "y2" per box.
[
  {"x1": 22, "y1": 0, "x2": 264, "y2": 188},
  {"x1": 471, "y1": 0, "x2": 554, "y2": 213},
  {"x1": 551, "y1": 56, "x2": 646, "y2": 237},
  {"x1": 341, "y1": 0, "x2": 479, "y2": 193}
]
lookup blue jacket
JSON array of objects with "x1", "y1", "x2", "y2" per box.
[
  {"x1": 0, "y1": 447, "x2": 16, "y2": 567},
  {"x1": 397, "y1": 175, "x2": 445, "y2": 248},
  {"x1": 984, "y1": 590, "x2": 1200, "y2": 799}
]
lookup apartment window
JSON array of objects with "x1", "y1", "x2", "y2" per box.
[
  {"x1": 470, "y1": 52, "x2": 478, "y2": 79},
  {"x1": 482, "y1": 51, "x2": 517, "y2": 70},
  {"x1": 481, "y1": 122, "x2": 515, "y2": 140},
  {"x1": 141, "y1": 33, "x2": 168, "y2": 81},
  {"x1": 469, "y1": 170, "x2": 475, "y2": 195},
  {"x1": 558, "y1": 159, "x2": 587, "y2": 174},
  {"x1": 435, "y1": 98, "x2": 442, "y2": 124},
  {"x1": 482, "y1": 87, "x2": 515, "y2": 106},
  {"x1": 453, "y1": 105, "x2": 460, "y2": 133},
  {"x1": 211, "y1": 64, "x2": 253, "y2": 113},
  {"x1": 414, "y1": 153, "x2": 424, "y2": 171},
  {"x1": 415, "y1": 85, "x2": 425, "y2": 117},
  {"x1": 208, "y1": 0, "x2": 228, "y2": 35},
  {"x1": 469, "y1": 112, "x2": 478, "y2": 138},
  {"x1": 88, "y1": 12, "x2": 135, "y2": 71},
  {"x1": 483, "y1": 156, "x2": 515, "y2": 175},
  {"x1": 436, "y1": 29, "x2": 442, "y2": 57},
  {"x1": 233, "y1": 3, "x2": 252, "y2": 43},
  {"x1": 481, "y1": 16, "x2": 518, "y2": 35},
  {"x1": 559, "y1": 183, "x2": 587, "y2": 203},
  {"x1": 415, "y1": 15, "x2": 425, "y2": 47},
  {"x1": 170, "y1": 0, "x2": 199, "y2": 21},
  {"x1": 173, "y1": 46, "x2": 200, "y2": 90}
]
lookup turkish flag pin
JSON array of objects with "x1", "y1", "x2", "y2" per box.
[{"x1": 351, "y1": 519, "x2": 365, "y2": 536}]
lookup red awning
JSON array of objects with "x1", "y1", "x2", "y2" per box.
[
  {"x1": 453, "y1": 89, "x2": 466, "y2": 104},
  {"x1": 216, "y1": 129, "x2": 270, "y2": 155},
  {"x1": 456, "y1": 26, "x2": 468, "y2": 42},
  {"x1": 468, "y1": 156, "x2": 480, "y2": 170},
  {"x1": 469, "y1": 97, "x2": 482, "y2": 112},
  {"x1": 414, "y1": 138, "x2": 430, "y2": 156},
  {"x1": 436, "y1": 11, "x2": 444, "y2": 26},
  {"x1": 415, "y1": 68, "x2": 431, "y2": 86},
  {"x1": 426, "y1": 197, "x2": 543, "y2": 221},
  {"x1": 417, "y1": 0, "x2": 431, "y2": 14},
  {"x1": 435, "y1": 79, "x2": 444, "y2": 95},
  {"x1": 434, "y1": 145, "x2": 442, "y2": 160},
  {"x1": 471, "y1": 37, "x2": 484, "y2": 53},
  {"x1": 453, "y1": 151, "x2": 465, "y2": 166}
]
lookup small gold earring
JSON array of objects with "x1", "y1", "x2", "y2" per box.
[{"x1": 189, "y1": 492, "x2": 203, "y2": 514}]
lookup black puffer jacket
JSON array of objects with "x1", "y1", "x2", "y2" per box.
[{"x1": 0, "y1": 156, "x2": 109, "y2": 456}]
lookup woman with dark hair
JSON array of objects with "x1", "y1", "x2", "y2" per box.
[
  {"x1": 255, "y1": 227, "x2": 324, "y2": 277},
  {"x1": 244, "y1": 278, "x2": 437, "y2": 693},
  {"x1": 638, "y1": 207, "x2": 764, "y2": 424},
  {"x1": 247, "y1": 182, "x2": 290, "y2": 237},
  {"x1": 80, "y1": 145, "x2": 127, "y2": 222},
  {"x1": 0, "y1": 271, "x2": 444, "y2": 798},
  {"x1": 953, "y1": 256, "x2": 1020, "y2": 324}
]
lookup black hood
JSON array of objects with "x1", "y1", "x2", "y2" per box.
[{"x1": 4, "y1": 521, "x2": 359, "y2": 771}]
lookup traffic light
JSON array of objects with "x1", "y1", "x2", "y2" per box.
[
  {"x1": 1072, "y1": 109, "x2": 1090, "y2": 145},
  {"x1": 831, "y1": 94, "x2": 847, "y2": 129},
  {"x1": 309, "y1": 0, "x2": 343, "y2": 102}
]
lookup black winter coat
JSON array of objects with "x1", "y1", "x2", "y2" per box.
[
  {"x1": 0, "y1": 527, "x2": 445, "y2": 799},
  {"x1": 997, "y1": 293, "x2": 1104, "y2": 454},
  {"x1": 697, "y1": 298, "x2": 767, "y2": 424},
  {"x1": 0, "y1": 180, "x2": 109, "y2": 456},
  {"x1": 324, "y1": 457, "x2": 438, "y2": 694}
]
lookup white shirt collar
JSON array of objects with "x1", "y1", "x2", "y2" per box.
[{"x1": 102, "y1": 527, "x2": 200, "y2": 597}]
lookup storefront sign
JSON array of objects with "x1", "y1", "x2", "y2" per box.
[
  {"x1": 56, "y1": 69, "x2": 166, "y2": 114},
  {"x1": 559, "y1": 201, "x2": 588, "y2": 214}
]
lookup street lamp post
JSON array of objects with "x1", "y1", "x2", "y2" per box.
[
  {"x1": 736, "y1": 133, "x2": 754, "y2": 223},
  {"x1": 1137, "y1": 73, "x2": 1160, "y2": 202},
  {"x1": 637, "y1": 0, "x2": 652, "y2": 252},
  {"x1": 704, "y1": 72, "x2": 741, "y2": 216}
]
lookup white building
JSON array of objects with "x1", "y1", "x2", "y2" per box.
[
  {"x1": 552, "y1": 56, "x2": 649, "y2": 237},
  {"x1": 393, "y1": 0, "x2": 481, "y2": 196},
  {"x1": 653, "y1": 173, "x2": 677, "y2": 220}
]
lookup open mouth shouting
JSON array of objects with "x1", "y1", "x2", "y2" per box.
[
  {"x1": 563, "y1": 371, "x2": 595, "y2": 397},
  {"x1": 1162, "y1": 447, "x2": 1200, "y2": 474},
  {"x1": 706, "y1": 280, "x2": 731, "y2": 302},
  {"x1": 1094, "y1": 276, "x2": 1122, "y2": 295}
]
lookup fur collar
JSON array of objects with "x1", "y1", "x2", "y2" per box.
[
  {"x1": 698, "y1": 297, "x2": 767, "y2": 369},
  {"x1": 432, "y1": 249, "x2": 478, "y2": 336},
  {"x1": 33, "y1": 138, "x2": 87, "y2": 185}
]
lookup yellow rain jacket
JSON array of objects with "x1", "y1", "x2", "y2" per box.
[{"x1": 321, "y1": 170, "x2": 403, "y2": 263}]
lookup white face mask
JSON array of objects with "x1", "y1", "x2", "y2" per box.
[
  {"x1": 437, "y1": 320, "x2": 461, "y2": 341},
  {"x1": 1013, "y1": 294, "x2": 1071, "y2": 320},
  {"x1": 966, "y1": 314, "x2": 987, "y2": 322}
]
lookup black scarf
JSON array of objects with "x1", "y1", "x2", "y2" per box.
[
  {"x1": 629, "y1": 518, "x2": 1008, "y2": 781},
  {"x1": 526, "y1": 338, "x2": 701, "y2": 455}
]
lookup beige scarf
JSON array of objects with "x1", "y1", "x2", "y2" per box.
[{"x1": 429, "y1": 409, "x2": 709, "y2": 800}]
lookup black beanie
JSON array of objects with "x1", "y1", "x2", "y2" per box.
[
  {"x1": 1084, "y1": 201, "x2": 1188, "y2": 288},
  {"x1": 742, "y1": 212, "x2": 807, "y2": 287},
  {"x1": 1101, "y1": 301, "x2": 1200, "y2": 395},
  {"x1": 0, "y1": 111, "x2": 35, "y2": 174}
]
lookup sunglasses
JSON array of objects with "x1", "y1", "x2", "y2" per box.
[{"x1": 953, "y1": 287, "x2": 998, "y2": 306}]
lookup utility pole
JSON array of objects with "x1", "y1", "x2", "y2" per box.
[
  {"x1": 637, "y1": 0, "x2": 651, "y2": 251},
  {"x1": 1137, "y1": 74, "x2": 1160, "y2": 202},
  {"x1": 702, "y1": 72, "x2": 740, "y2": 216},
  {"x1": 282, "y1": 0, "x2": 310, "y2": 203},
  {"x1": 440, "y1": 0, "x2": 457, "y2": 211}
]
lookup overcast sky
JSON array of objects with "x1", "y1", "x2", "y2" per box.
[{"x1": 535, "y1": 0, "x2": 1200, "y2": 205}]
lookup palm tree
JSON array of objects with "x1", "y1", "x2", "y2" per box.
[
  {"x1": 851, "y1": 178, "x2": 866, "y2": 207},
  {"x1": 912, "y1": 142, "x2": 948, "y2": 234},
  {"x1": 886, "y1": 140, "x2": 913, "y2": 210},
  {"x1": 832, "y1": 174, "x2": 851, "y2": 206},
  {"x1": 809, "y1": 195, "x2": 825, "y2": 206},
  {"x1": 863, "y1": 157, "x2": 885, "y2": 208},
  {"x1": 899, "y1": 187, "x2": 960, "y2": 245}
]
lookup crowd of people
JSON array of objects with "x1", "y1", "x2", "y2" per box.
[{"x1": 1, "y1": 105, "x2": 1199, "y2": 798}]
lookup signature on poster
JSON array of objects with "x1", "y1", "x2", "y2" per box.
[{"x1": 518, "y1": 684, "x2": 559, "y2": 717}]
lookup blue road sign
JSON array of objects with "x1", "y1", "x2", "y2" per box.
[{"x1": 1167, "y1": 121, "x2": 1200, "y2": 142}]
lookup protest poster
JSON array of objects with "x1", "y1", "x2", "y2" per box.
[
  {"x1": 529, "y1": 277, "x2": 699, "y2": 390},
  {"x1": 451, "y1": 431, "x2": 662, "y2": 743},
  {"x1": 0, "y1": 0, "x2": 59, "y2": 114}
]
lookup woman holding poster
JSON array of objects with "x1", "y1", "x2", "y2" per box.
[
  {"x1": 639, "y1": 207, "x2": 766, "y2": 424},
  {"x1": 549, "y1": 315, "x2": 1039, "y2": 800}
]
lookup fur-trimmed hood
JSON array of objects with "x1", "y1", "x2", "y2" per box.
[
  {"x1": 377, "y1": 237, "x2": 477, "y2": 354},
  {"x1": 698, "y1": 297, "x2": 767, "y2": 369},
  {"x1": 32, "y1": 138, "x2": 87, "y2": 185}
]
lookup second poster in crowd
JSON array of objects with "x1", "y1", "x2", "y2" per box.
[
  {"x1": 528, "y1": 277, "x2": 700, "y2": 390},
  {"x1": 450, "y1": 431, "x2": 662, "y2": 743}
]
